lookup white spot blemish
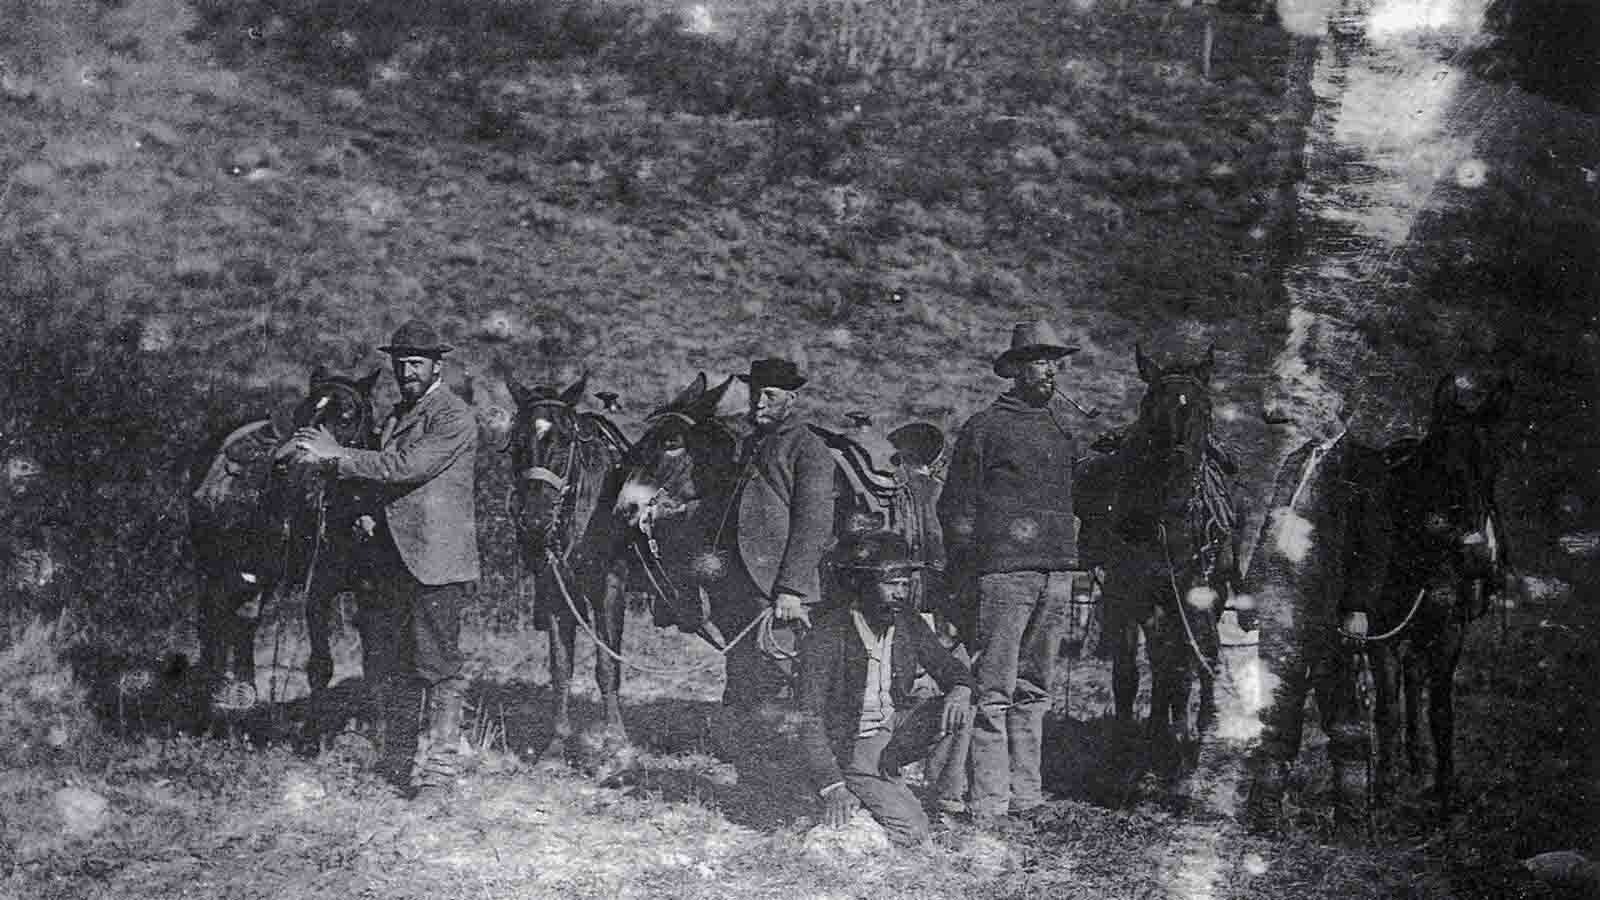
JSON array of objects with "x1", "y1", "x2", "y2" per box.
[
  {"x1": 1270, "y1": 508, "x2": 1314, "y2": 565},
  {"x1": 1243, "y1": 852, "x2": 1269, "y2": 876},
  {"x1": 1009, "y1": 518, "x2": 1041, "y2": 543}
]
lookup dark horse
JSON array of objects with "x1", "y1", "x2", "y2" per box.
[
  {"x1": 1368, "y1": 369, "x2": 1511, "y2": 810},
  {"x1": 189, "y1": 367, "x2": 379, "y2": 720},
  {"x1": 1098, "y1": 346, "x2": 1241, "y2": 766},
  {"x1": 500, "y1": 373, "x2": 632, "y2": 759}
]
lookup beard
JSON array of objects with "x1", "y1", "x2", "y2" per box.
[{"x1": 1017, "y1": 376, "x2": 1054, "y2": 405}]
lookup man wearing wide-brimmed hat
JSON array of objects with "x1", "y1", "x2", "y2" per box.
[
  {"x1": 797, "y1": 530, "x2": 973, "y2": 847},
  {"x1": 939, "y1": 320, "x2": 1084, "y2": 824},
  {"x1": 291, "y1": 318, "x2": 480, "y2": 801}
]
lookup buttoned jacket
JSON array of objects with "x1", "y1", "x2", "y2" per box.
[{"x1": 336, "y1": 382, "x2": 481, "y2": 585}]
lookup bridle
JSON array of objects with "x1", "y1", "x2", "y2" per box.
[{"x1": 508, "y1": 398, "x2": 597, "y2": 558}]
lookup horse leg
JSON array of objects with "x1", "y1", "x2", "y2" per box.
[
  {"x1": 1111, "y1": 615, "x2": 1140, "y2": 729},
  {"x1": 1403, "y1": 645, "x2": 1425, "y2": 779},
  {"x1": 1428, "y1": 621, "x2": 1466, "y2": 814},
  {"x1": 540, "y1": 607, "x2": 577, "y2": 764},
  {"x1": 1369, "y1": 642, "x2": 1403, "y2": 807},
  {"x1": 593, "y1": 568, "x2": 630, "y2": 751}
]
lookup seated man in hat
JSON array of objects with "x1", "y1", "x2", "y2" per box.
[{"x1": 797, "y1": 530, "x2": 974, "y2": 847}]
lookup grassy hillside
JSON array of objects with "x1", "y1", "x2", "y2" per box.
[{"x1": 1, "y1": 0, "x2": 1311, "y2": 634}]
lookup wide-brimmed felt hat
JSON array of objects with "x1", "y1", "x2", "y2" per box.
[
  {"x1": 377, "y1": 319, "x2": 454, "y2": 358},
  {"x1": 993, "y1": 320, "x2": 1079, "y2": 377},
  {"x1": 887, "y1": 422, "x2": 945, "y2": 468},
  {"x1": 833, "y1": 530, "x2": 924, "y2": 576},
  {"x1": 735, "y1": 357, "x2": 807, "y2": 391}
]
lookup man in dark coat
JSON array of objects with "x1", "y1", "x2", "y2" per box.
[
  {"x1": 721, "y1": 357, "x2": 838, "y2": 708},
  {"x1": 1241, "y1": 426, "x2": 1385, "y2": 833},
  {"x1": 290, "y1": 319, "x2": 481, "y2": 800},
  {"x1": 939, "y1": 321, "x2": 1081, "y2": 822},
  {"x1": 798, "y1": 530, "x2": 974, "y2": 846}
]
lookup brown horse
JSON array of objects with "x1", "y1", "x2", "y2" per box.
[
  {"x1": 189, "y1": 367, "x2": 380, "y2": 720},
  {"x1": 500, "y1": 374, "x2": 631, "y2": 759},
  {"x1": 1368, "y1": 368, "x2": 1511, "y2": 811},
  {"x1": 1099, "y1": 346, "x2": 1242, "y2": 768}
]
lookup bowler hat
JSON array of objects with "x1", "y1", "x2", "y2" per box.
[
  {"x1": 377, "y1": 319, "x2": 454, "y2": 357},
  {"x1": 736, "y1": 357, "x2": 807, "y2": 391},
  {"x1": 887, "y1": 422, "x2": 945, "y2": 469},
  {"x1": 833, "y1": 530, "x2": 924, "y2": 576},
  {"x1": 993, "y1": 320, "x2": 1078, "y2": 377}
]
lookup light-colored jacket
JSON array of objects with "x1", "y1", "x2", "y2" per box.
[
  {"x1": 736, "y1": 416, "x2": 837, "y2": 605},
  {"x1": 336, "y1": 383, "x2": 481, "y2": 585}
]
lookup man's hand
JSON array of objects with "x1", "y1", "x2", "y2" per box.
[
  {"x1": 941, "y1": 685, "x2": 973, "y2": 736},
  {"x1": 821, "y1": 783, "x2": 860, "y2": 828},
  {"x1": 1342, "y1": 611, "x2": 1369, "y2": 639},
  {"x1": 773, "y1": 591, "x2": 812, "y2": 627},
  {"x1": 353, "y1": 515, "x2": 377, "y2": 540},
  {"x1": 291, "y1": 426, "x2": 343, "y2": 466}
]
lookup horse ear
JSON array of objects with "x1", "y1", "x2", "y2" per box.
[
  {"x1": 560, "y1": 370, "x2": 590, "y2": 407},
  {"x1": 358, "y1": 367, "x2": 382, "y2": 396},
  {"x1": 508, "y1": 378, "x2": 535, "y2": 410},
  {"x1": 309, "y1": 364, "x2": 330, "y2": 386},
  {"x1": 668, "y1": 372, "x2": 708, "y2": 410},
  {"x1": 1135, "y1": 344, "x2": 1157, "y2": 384},
  {"x1": 1196, "y1": 344, "x2": 1216, "y2": 384},
  {"x1": 695, "y1": 375, "x2": 737, "y2": 417}
]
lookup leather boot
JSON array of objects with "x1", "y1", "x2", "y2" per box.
[
  {"x1": 1242, "y1": 759, "x2": 1288, "y2": 835},
  {"x1": 374, "y1": 677, "x2": 423, "y2": 789},
  {"x1": 411, "y1": 678, "x2": 466, "y2": 801}
]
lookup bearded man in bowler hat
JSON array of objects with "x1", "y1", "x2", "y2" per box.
[
  {"x1": 719, "y1": 357, "x2": 837, "y2": 712},
  {"x1": 290, "y1": 319, "x2": 481, "y2": 800},
  {"x1": 939, "y1": 321, "x2": 1082, "y2": 823}
]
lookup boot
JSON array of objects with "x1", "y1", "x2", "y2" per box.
[
  {"x1": 411, "y1": 678, "x2": 466, "y2": 801},
  {"x1": 374, "y1": 677, "x2": 423, "y2": 789},
  {"x1": 1242, "y1": 759, "x2": 1288, "y2": 835}
]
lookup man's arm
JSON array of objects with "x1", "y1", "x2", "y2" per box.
[
  {"x1": 772, "y1": 432, "x2": 838, "y2": 605},
  {"x1": 795, "y1": 625, "x2": 847, "y2": 793},
  {"x1": 908, "y1": 612, "x2": 975, "y2": 695},
  {"x1": 335, "y1": 402, "x2": 476, "y2": 487}
]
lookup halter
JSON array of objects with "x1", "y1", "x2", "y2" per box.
[{"x1": 508, "y1": 399, "x2": 595, "y2": 556}]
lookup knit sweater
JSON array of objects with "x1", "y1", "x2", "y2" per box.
[{"x1": 939, "y1": 392, "x2": 1078, "y2": 575}]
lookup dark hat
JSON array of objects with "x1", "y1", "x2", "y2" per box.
[
  {"x1": 993, "y1": 320, "x2": 1078, "y2": 377},
  {"x1": 377, "y1": 319, "x2": 454, "y2": 358},
  {"x1": 736, "y1": 357, "x2": 807, "y2": 391},
  {"x1": 833, "y1": 530, "x2": 924, "y2": 577},
  {"x1": 887, "y1": 422, "x2": 945, "y2": 468}
]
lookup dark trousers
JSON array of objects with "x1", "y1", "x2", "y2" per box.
[
  {"x1": 843, "y1": 696, "x2": 971, "y2": 846},
  {"x1": 1254, "y1": 619, "x2": 1367, "y2": 768},
  {"x1": 356, "y1": 534, "x2": 468, "y2": 688}
]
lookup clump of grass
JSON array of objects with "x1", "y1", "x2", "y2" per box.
[{"x1": 0, "y1": 616, "x2": 93, "y2": 768}]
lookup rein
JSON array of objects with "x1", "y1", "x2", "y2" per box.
[{"x1": 544, "y1": 548, "x2": 773, "y2": 675}]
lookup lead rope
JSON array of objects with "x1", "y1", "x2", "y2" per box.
[{"x1": 546, "y1": 548, "x2": 771, "y2": 675}]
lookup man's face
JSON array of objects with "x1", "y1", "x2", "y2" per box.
[
  {"x1": 750, "y1": 385, "x2": 797, "y2": 431},
  {"x1": 392, "y1": 355, "x2": 442, "y2": 404},
  {"x1": 1015, "y1": 356, "x2": 1058, "y2": 404},
  {"x1": 861, "y1": 572, "x2": 915, "y2": 625}
]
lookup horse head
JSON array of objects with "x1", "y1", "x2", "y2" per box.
[
  {"x1": 1134, "y1": 343, "x2": 1216, "y2": 457},
  {"x1": 1116, "y1": 344, "x2": 1230, "y2": 550},
  {"x1": 613, "y1": 372, "x2": 741, "y2": 531},
  {"x1": 507, "y1": 372, "x2": 611, "y2": 567},
  {"x1": 298, "y1": 366, "x2": 382, "y2": 449},
  {"x1": 1404, "y1": 368, "x2": 1512, "y2": 561}
]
